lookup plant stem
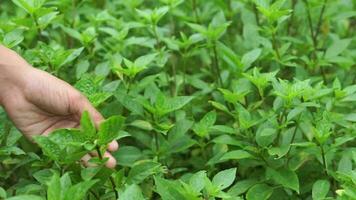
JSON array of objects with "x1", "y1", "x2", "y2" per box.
[
  {"x1": 90, "y1": 190, "x2": 100, "y2": 200},
  {"x1": 154, "y1": 132, "x2": 160, "y2": 160},
  {"x1": 303, "y1": 0, "x2": 328, "y2": 83},
  {"x1": 287, "y1": 0, "x2": 297, "y2": 35},
  {"x1": 271, "y1": 30, "x2": 281, "y2": 60},
  {"x1": 319, "y1": 144, "x2": 328, "y2": 176},
  {"x1": 315, "y1": 0, "x2": 328, "y2": 42},
  {"x1": 252, "y1": 2, "x2": 260, "y2": 26},
  {"x1": 182, "y1": 54, "x2": 187, "y2": 95},
  {"x1": 171, "y1": 60, "x2": 177, "y2": 96},
  {"x1": 285, "y1": 120, "x2": 300, "y2": 166},
  {"x1": 212, "y1": 42, "x2": 223, "y2": 87},
  {"x1": 153, "y1": 25, "x2": 161, "y2": 49},
  {"x1": 303, "y1": 0, "x2": 316, "y2": 49},
  {"x1": 191, "y1": 0, "x2": 200, "y2": 23},
  {"x1": 95, "y1": 145, "x2": 119, "y2": 199},
  {"x1": 31, "y1": 13, "x2": 43, "y2": 41}
]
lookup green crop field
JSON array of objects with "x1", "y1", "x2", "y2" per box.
[{"x1": 0, "y1": 0, "x2": 355, "y2": 199}]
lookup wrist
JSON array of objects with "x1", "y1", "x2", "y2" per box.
[{"x1": 0, "y1": 47, "x2": 32, "y2": 105}]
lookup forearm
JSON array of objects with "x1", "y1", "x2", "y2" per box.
[{"x1": 0, "y1": 46, "x2": 32, "y2": 105}]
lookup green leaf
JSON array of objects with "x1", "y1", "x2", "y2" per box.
[
  {"x1": 154, "y1": 176, "x2": 187, "y2": 200},
  {"x1": 3, "y1": 29, "x2": 24, "y2": 48},
  {"x1": 242, "y1": 48, "x2": 262, "y2": 71},
  {"x1": 127, "y1": 161, "x2": 163, "y2": 184},
  {"x1": 80, "y1": 111, "x2": 96, "y2": 140},
  {"x1": 37, "y1": 11, "x2": 59, "y2": 29},
  {"x1": 6, "y1": 195, "x2": 45, "y2": 200},
  {"x1": 312, "y1": 180, "x2": 330, "y2": 200},
  {"x1": 59, "y1": 47, "x2": 84, "y2": 67},
  {"x1": 192, "y1": 111, "x2": 216, "y2": 137},
  {"x1": 325, "y1": 39, "x2": 351, "y2": 59},
  {"x1": 81, "y1": 166, "x2": 102, "y2": 181},
  {"x1": 76, "y1": 60, "x2": 90, "y2": 79},
  {"x1": 11, "y1": 0, "x2": 43, "y2": 14},
  {"x1": 266, "y1": 168, "x2": 299, "y2": 193},
  {"x1": 121, "y1": 184, "x2": 145, "y2": 200},
  {"x1": 228, "y1": 179, "x2": 258, "y2": 196},
  {"x1": 212, "y1": 168, "x2": 237, "y2": 190},
  {"x1": 344, "y1": 113, "x2": 356, "y2": 122},
  {"x1": 130, "y1": 120, "x2": 153, "y2": 131},
  {"x1": 189, "y1": 171, "x2": 207, "y2": 193},
  {"x1": 0, "y1": 187, "x2": 6, "y2": 199},
  {"x1": 33, "y1": 136, "x2": 61, "y2": 162},
  {"x1": 256, "y1": 127, "x2": 277, "y2": 147},
  {"x1": 159, "y1": 96, "x2": 194, "y2": 116},
  {"x1": 63, "y1": 180, "x2": 98, "y2": 200},
  {"x1": 134, "y1": 53, "x2": 157, "y2": 67},
  {"x1": 219, "y1": 150, "x2": 253, "y2": 162},
  {"x1": 47, "y1": 174, "x2": 61, "y2": 200},
  {"x1": 246, "y1": 184, "x2": 273, "y2": 200},
  {"x1": 113, "y1": 146, "x2": 142, "y2": 167},
  {"x1": 97, "y1": 115, "x2": 125, "y2": 145}
]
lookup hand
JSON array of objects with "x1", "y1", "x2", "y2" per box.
[{"x1": 0, "y1": 46, "x2": 118, "y2": 168}]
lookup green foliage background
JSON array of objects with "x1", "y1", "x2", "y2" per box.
[{"x1": 0, "y1": 0, "x2": 355, "y2": 199}]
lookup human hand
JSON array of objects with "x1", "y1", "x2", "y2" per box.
[{"x1": 0, "y1": 46, "x2": 118, "y2": 168}]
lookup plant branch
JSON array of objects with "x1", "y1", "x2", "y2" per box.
[
  {"x1": 95, "y1": 145, "x2": 119, "y2": 199},
  {"x1": 319, "y1": 144, "x2": 328, "y2": 176},
  {"x1": 271, "y1": 30, "x2": 281, "y2": 60},
  {"x1": 191, "y1": 0, "x2": 200, "y2": 23},
  {"x1": 287, "y1": 0, "x2": 297, "y2": 35},
  {"x1": 212, "y1": 42, "x2": 223, "y2": 87}
]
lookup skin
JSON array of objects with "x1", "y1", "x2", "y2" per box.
[{"x1": 0, "y1": 45, "x2": 117, "y2": 168}]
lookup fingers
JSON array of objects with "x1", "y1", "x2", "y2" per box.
[
  {"x1": 70, "y1": 92, "x2": 104, "y2": 128},
  {"x1": 89, "y1": 151, "x2": 117, "y2": 168},
  {"x1": 81, "y1": 154, "x2": 96, "y2": 167},
  {"x1": 108, "y1": 140, "x2": 119, "y2": 152}
]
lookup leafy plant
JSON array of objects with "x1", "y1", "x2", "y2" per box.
[{"x1": 0, "y1": 0, "x2": 355, "y2": 199}]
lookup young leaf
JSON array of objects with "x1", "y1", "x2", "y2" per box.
[
  {"x1": 97, "y1": 115, "x2": 125, "y2": 145},
  {"x1": 266, "y1": 168, "x2": 299, "y2": 193},
  {"x1": 121, "y1": 184, "x2": 145, "y2": 200},
  {"x1": 6, "y1": 195, "x2": 45, "y2": 200},
  {"x1": 126, "y1": 161, "x2": 163, "y2": 184},
  {"x1": 242, "y1": 48, "x2": 262, "y2": 71},
  {"x1": 80, "y1": 111, "x2": 96, "y2": 140},
  {"x1": 33, "y1": 136, "x2": 61, "y2": 162},
  {"x1": 212, "y1": 168, "x2": 237, "y2": 190},
  {"x1": 47, "y1": 173, "x2": 61, "y2": 200},
  {"x1": 246, "y1": 184, "x2": 273, "y2": 200},
  {"x1": 63, "y1": 180, "x2": 98, "y2": 200},
  {"x1": 312, "y1": 180, "x2": 330, "y2": 200},
  {"x1": 192, "y1": 111, "x2": 216, "y2": 137}
]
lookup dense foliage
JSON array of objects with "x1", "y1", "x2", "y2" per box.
[{"x1": 0, "y1": 0, "x2": 355, "y2": 199}]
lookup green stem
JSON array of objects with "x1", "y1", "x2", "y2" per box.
[
  {"x1": 182, "y1": 54, "x2": 187, "y2": 95},
  {"x1": 285, "y1": 120, "x2": 300, "y2": 166},
  {"x1": 191, "y1": 0, "x2": 200, "y2": 23},
  {"x1": 303, "y1": 0, "x2": 328, "y2": 83},
  {"x1": 271, "y1": 30, "x2": 280, "y2": 60},
  {"x1": 171, "y1": 60, "x2": 177, "y2": 96},
  {"x1": 315, "y1": 0, "x2": 328, "y2": 42},
  {"x1": 319, "y1": 145, "x2": 328, "y2": 176},
  {"x1": 95, "y1": 145, "x2": 119, "y2": 199},
  {"x1": 212, "y1": 42, "x2": 223, "y2": 87},
  {"x1": 252, "y1": 2, "x2": 260, "y2": 26},
  {"x1": 287, "y1": 0, "x2": 297, "y2": 35},
  {"x1": 31, "y1": 13, "x2": 42, "y2": 40},
  {"x1": 153, "y1": 25, "x2": 161, "y2": 49},
  {"x1": 154, "y1": 132, "x2": 160, "y2": 160},
  {"x1": 90, "y1": 190, "x2": 100, "y2": 200}
]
